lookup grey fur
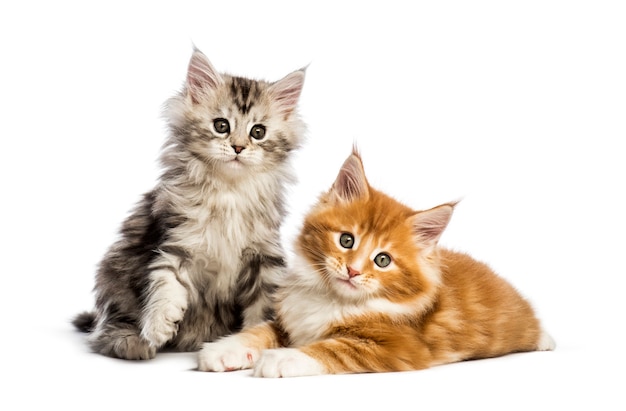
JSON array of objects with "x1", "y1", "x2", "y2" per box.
[{"x1": 73, "y1": 49, "x2": 306, "y2": 360}]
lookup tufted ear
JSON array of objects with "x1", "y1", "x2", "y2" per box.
[
  {"x1": 269, "y1": 68, "x2": 306, "y2": 116},
  {"x1": 330, "y1": 147, "x2": 370, "y2": 203},
  {"x1": 186, "y1": 49, "x2": 224, "y2": 103},
  {"x1": 410, "y1": 202, "x2": 456, "y2": 250}
]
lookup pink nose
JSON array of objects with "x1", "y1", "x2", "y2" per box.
[{"x1": 347, "y1": 266, "x2": 361, "y2": 278}]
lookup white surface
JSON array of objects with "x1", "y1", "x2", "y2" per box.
[{"x1": 1, "y1": 1, "x2": 624, "y2": 409}]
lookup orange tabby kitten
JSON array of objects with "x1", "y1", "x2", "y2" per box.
[{"x1": 197, "y1": 148, "x2": 555, "y2": 377}]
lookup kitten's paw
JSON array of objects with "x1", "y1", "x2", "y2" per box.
[
  {"x1": 89, "y1": 329, "x2": 156, "y2": 360},
  {"x1": 140, "y1": 285, "x2": 188, "y2": 348},
  {"x1": 113, "y1": 334, "x2": 157, "y2": 360},
  {"x1": 197, "y1": 337, "x2": 259, "y2": 372},
  {"x1": 253, "y1": 348, "x2": 325, "y2": 378},
  {"x1": 141, "y1": 301, "x2": 187, "y2": 347}
]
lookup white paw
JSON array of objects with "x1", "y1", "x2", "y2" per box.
[
  {"x1": 141, "y1": 299, "x2": 187, "y2": 347},
  {"x1": 253, "y1": 348, "x2": 325, "y2": 378},
  {"x1": 197, "y1": 337, "x2": 259, "y2": 372},
  {"x1": 140, "y1": 270, "x2": 188, "y2": 347}
]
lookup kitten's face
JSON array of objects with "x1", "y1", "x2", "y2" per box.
[
  {"x1": 167, "y1": 51, "x2": 305, "y2": 179},
  {"x1": 184, "y1": 78, "x2": 291, "y2": 176},
  {"x1": 296, "y1": 150, "x2": 453, "y2": 305},
  {"x1": 299, "y1": 194, "x2": 428, "y2": 303}
]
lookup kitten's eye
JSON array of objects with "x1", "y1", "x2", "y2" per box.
[
  {"x1": 214, "y1": 118, "x2": 230, "y2": 134},
  {"x1": 374, "y1": 253, "x2": 391, "y2": 268},
  {"x1": 339, "y1": 233, "x2": 354, "y2": 249},
  {"x1": 250, "y1": 124, "x2": 266, "y2": 140}
]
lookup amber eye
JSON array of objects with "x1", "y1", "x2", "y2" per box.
[
  {"x1": 214, "y1": 118, "x2": 230, "y2": 134},
  {"x1": 374, "y1": 253, "x2": 391, "y2": 268},
  {"x1": 250, "y1": 124, "x2": 266, "y2": 140},
  {"x1": 339, "y1": 233, "x2": 354, "y2": 249}
]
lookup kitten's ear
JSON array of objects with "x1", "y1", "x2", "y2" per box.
[
  {"x1": 186, "y1": 49, "x2": 224, "y2": 103},
  {"x1": 330, "y1": 148, "x2": 370, "y2": 203},
  {"x1": 269, "y1": 68, "x2": 306, "y2": 116},
  {"x1": 410, "y1": 203, "x2": 456, "y2": 250}
]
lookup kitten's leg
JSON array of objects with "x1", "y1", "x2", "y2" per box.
[
  {"x1": 84, "y1": 302, "x2": 156, "y2": 360},
  {"x1": 241, "y1": 284, "x2": 275, "y2": 327},
  {"x1": 197, "y1": 321, "x2": 280, "y2": 372},
  {"x1": 87, "y1": 322, "x2": 156, "y2": 360},
  {"x1": 253, "y1": 335, "x2": 428, "y2": 377},
  {"x1": 140, "y1": 266, "x2": 189, "y2": 348},
  {"x1": 238, "y1": 253, "x2": 285, "y2": 327}
]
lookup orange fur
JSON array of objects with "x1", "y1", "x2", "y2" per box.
[{"x1": 199, "y1": 148, "x2": 554, "y2": 376}]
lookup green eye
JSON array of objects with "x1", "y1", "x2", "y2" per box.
[
  {"x1": 339, "y1": 233, "x2": 354, "y2": 249},
  {"x1": 374, "y1": 253, "x2": 391, "y2": 268},
  {"x1": 250, "y1": 124, "x2": 266, "y2": 140},
  {"x1": 214, "y1": 118, "x2": 230, "y2": 134}
]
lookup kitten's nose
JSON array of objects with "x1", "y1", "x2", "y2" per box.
[
  {"x1": 232, "y1": 145, "x2": 245, "y2": 154},
  {"x1": 347, "y1": 266, "x2": 361, "y2": 278}
]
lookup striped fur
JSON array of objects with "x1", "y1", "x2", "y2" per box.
[
  {"x1": 73, "y1": 49, "x2": 306, "y2": 360},
  {"x1": 198, "y1": 148, "x2": 555, "y2": 377}
]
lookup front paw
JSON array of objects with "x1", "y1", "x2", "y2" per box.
[
  {"x1": 140, "y1": 299, "x2": 187, "y2": 348},
  {"x1": 198, "y1": 337, "x2": 259, "y2": 372},
  {"x1": 253, "y1": 348, "x2": 325, "y2": 378}
]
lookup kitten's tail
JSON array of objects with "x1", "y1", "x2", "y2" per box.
[
  {"x1": 72, "y1": 311, "x2": 96, "y2": 333},
  {"x1": 537, "y1": 328, "x2": 556, "y2": 351}
]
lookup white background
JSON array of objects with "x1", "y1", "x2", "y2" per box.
[{"x1": 1, "y1": 1, "x2": 624, "y2": 409}]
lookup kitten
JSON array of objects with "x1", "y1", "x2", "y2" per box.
[
  {"x1": 197, "y1": 148, "x2": 555, "y2": 377},
  {"x1": 72, "y1": 48, "x2": 307, "y2": 360}
]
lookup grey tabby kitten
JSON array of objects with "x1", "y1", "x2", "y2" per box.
[{"x1": 73, "y1": 48, "x2": 306, "y2": 360}]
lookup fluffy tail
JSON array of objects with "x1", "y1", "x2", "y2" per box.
[
  {"x1": 72, "y1": 311, "x2": 96, "y2": 333},
  {"x1": 537, "y1": 328, "x2": 556, "y2": 351}
]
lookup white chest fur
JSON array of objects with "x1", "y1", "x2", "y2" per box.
[
  {"x1": 278, "y1": 289, "x2": 343, "y2": 346},
  {"x1": 276, "y1": 256, "x2": 366, "y2": 346},
  {"x1": 166, "y1": 172, "x2": 283, "y2": 288}
]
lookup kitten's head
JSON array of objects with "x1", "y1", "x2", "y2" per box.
[
  {"x1": 164, "y1": 48, "x2": 306, "y2": 180},
  {"x1": 297, "y1": 148, "x2": 454, "y2": 304}
]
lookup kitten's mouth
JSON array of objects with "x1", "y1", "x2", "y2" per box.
[
  {"x1": 225, "y1": 157, "x2": 245, "y2": 167},
  {"x1": 337, "y1": 278, "x2": 357, "y2": 289}
]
